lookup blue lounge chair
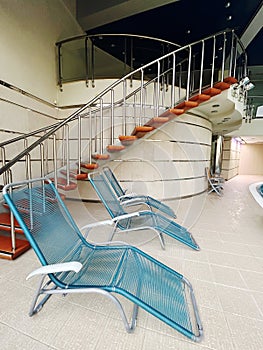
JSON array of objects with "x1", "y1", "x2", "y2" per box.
[
  {"x1": 3, "y1": 178, "x2": 203, "y2": 342},
  {"x1": 88, "y1": 171, "x2": 199, "y2": 250},
  {"x1": 102, "y1": 166, "x2": 176, "y2": 218}
]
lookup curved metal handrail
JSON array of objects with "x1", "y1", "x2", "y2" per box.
[
  {"x1": 56, "y1": 33, "x2": 181, "y2": 48},
  {"x1": 0, "y1": 29, "x2": 247, "y2": 177}
]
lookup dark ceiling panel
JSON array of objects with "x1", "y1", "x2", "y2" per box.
[{"x1": 85, "y1": 0, "x2": 263, "y2": 66}]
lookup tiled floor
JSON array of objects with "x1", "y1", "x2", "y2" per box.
[{"x1": 0, "y1": 175, "x2": 263, "y2": 349}]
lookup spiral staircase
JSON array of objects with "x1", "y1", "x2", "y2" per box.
[{"x1": 0, "y1": 30, "x2": 248, "y2": 259}]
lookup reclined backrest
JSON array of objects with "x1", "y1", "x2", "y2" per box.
[
  {"x1": 88, "y1": 171, "x2": 126, "y2": 219},
  {"x1": 103, "y1": 167, "x2": 125, "y2": 198},
  {"x1": 3, "y1": 179, "x2": 89, "y2": 266}
]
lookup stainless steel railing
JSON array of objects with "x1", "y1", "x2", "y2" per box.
[{"x1": 0, "y1": 30, "x2": 247, "y2": 189}]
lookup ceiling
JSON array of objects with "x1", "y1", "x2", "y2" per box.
[{"x1": 76, "y1": 0, "x2": 263, "y2": 67}]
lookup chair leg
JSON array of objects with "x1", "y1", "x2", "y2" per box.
[{"x1": 29, "y1": 276, "x2": 56, "y2": 316}]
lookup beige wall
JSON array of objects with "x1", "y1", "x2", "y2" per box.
[
  {"x1": 239, "y1": 144, "x2": 263, "y2": 175},
  {"x1": 0, "y1": 0, "x2": 83, "y2": 104},
  {"x1": 221, "y1": 137, "x2": 241, "y2": 180}
]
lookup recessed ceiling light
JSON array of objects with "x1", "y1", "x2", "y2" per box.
[
  {"x1": 225, "y1": 2, "x2": 231, "y2": 8},
  {"x1": 227, "y1": 15, "x2": 232, "y2": 21},
  {"x1": 212, "y1": 104, "x2": 220, "y2": 107},
  {"x1": 211, "y1": 110, "x2": 218, "y2": 113}
]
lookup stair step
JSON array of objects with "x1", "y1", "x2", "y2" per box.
[
  {"x1": 0, "y1": 212, "x2": 24, "y2": 234},
  {"x1": 92, "y1": 154, "x2": 110, "y2": 160},
  {"x1": 145, "y1": 117, "x2": 169, "y2": 127},
  {"x1": 60, "y1": 169, "x2": 88, "y2": 180},
  {"x1": 169, "y1": 108, "x2": 185, "y2": 116},
  {"x1": 214, "y1": 81, "x2": 231, "y2": 91},
  {"x1": 0, "y1": 235, "x2": 31, "y2": 260},
  {"x1": 189, "y1": 94, "x2": 211, "y2": 103},
  {"x1": 106, "y1": 145, "x2": 125, "y2": 152},
  {"x1": 131, "y1": 126, "x2": 154, "y2": 138},
  {"x1": 202, "y1": 87, "x2": 222, "y2": 96},
  {"x1": 175, "y1": 100, "x2": 199, "y2": 111},
  {"x1": 50, "y1": 177, "x2": 77, "y2": 191},
  {"x1": 119, "y1": 135, "x2": 137, "y2": 146},
  {"x1": 224, "y1": 76, "x2": 238, "y2": 84},
  {"x1": 80, "y1": 163, "x2": 99, "y2": 170}
]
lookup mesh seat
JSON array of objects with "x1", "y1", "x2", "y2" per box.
[
  {"x1": 103, "y1": 166, "x2": 176, "y2": 218},
  {"x1": 3, "y1": 178, "x2": 203, "y2": 342},
  {"x1": 88, "y1": 171, "x2": 199, "y2": 250}
]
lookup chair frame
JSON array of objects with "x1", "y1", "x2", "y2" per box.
[
  {"x1": 102, "y1": 166, "x2": 176, "y2": 218},
  {"x1": 88, "y1": 170, "x2": 199, "y2": 250},
  {"x1": 206, "y1": 167, "x2": 224, "y2": 196},
  {"x1": 3, "y1": 177, "x2": 203, "y2": 342}
]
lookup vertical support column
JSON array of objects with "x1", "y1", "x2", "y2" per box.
[{"x1": 211, "y1": 135, "x2": 224, "y2": 176}]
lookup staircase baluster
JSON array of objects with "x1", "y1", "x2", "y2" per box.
[
  {"x1": 85, "y1": 36, "x2": 89, "y2": 88},
  {"x1": 111, "y1": 89, "x2": 115, "y2": 145},
  {"x1": 220, "y1": 32, "x2": 227, "y2": 81},
  {"x1": 91, "y1": 38, "x2": 95, "y2": 88},
  {"x1": 139, "y1": 69, "x2": 144, "y2": 126},
  {"x1": 156, "y1": 61, "x2": 160, "y2": 114},
  {"x1": 186, "y1": 45, "x2": 192, "y2": 100},
  {"x1": 123, "y1": 80, "x2": 127, "y2": 135},
  {"x1": 65, "y1": 124, "x2": 70, "y2": 185},
  {"x1": 78, "y1": 115, "x2": 82, "y2": 174},
  {"x1": 210, "y1": 36, "x2": 216, "y2": 87},
  {"x1": 171, "y1": 53, "x2": 176, "y2": 107},
  {"x1": 52, "y1": 134, "x2": 58, "y2": 188},
  {"x1": 100, "y1": 98, "x2": 104, "y2": 154},
  {"x1": 39, "y1": 143, "x2": 44, "y2": 177},
  {"x1": 1, "y1": 147, "x2": 8, "y2": 185},
  {"x1": 88, "y1": 108, "x2": 92, "y2": 163},
  {"x1": 199, "y1": 40, "x2": 205, "y2": 94}
]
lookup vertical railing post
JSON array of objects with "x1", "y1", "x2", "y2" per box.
[
  {"x1": 85, "y1": 37, "x2": 89, "y2": 87},
  {"x1": 91, "y1": 38, "x2": 95, "y2": 88},
  {"x1": 53, "y1": 134, "x2": 58, "y2": 188},
  {"x1": 65, "y1": 124, "x2": 70, "y2": 185},
  {"x1": 220, "y1": 32, "x2": 226, "y2": 81},
  {"x1": 40, "y1": 143, "x2": 44, "y2": 177},
  {"x1": 199, "y1": 40, "x2": 205, "y2": 94},
  {"x1": 57, "y1": 43, "x2": 63, "y2": 91},
  {"x1": 186, "y1": 46, "x2": 192, "y2": 100},
  {"x1": 123, "y1": 79, "x2": 127, "y2": 135},
  {"x1": 130, "y1": 37, "x2": 133, "y2": 87},
  {"x1": 210, "y1": 36, "x2": 216, "y2": 87},
  {"x1": 111, "y1": 89, "x2": 115, "y2": 144},
  {"x1": 78, "y1": 115, "x2": 82, "y2": 174},
  {"x1": 229, "y1": 30, "x2": 235, "y2": 77},
  {"x1": 89, "y1": 108, "x2": 93, "y2": 163},
  {"x1": 171, "y1": 52, "x2": 176, "y2": 107},
  {"x1": 100, "y1": 98, "x2": 104, "y2": 153},
  {"x1": 139, "y1": 68, "x2": 144, "y2": 125}
]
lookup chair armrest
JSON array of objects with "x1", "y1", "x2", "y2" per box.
[
  {"x1": 26, "y1": 262, "x2": 82, "y2": 280},
  {"x1": 80, "y1": 219, "x2": 114, "y2": 232}
]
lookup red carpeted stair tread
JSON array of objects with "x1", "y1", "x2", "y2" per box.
[
  {"x1": 131, "y1": 126, "x2": 154, "y2": 138},
  {"x1": 189, "y1": 94, "x2": 211, "y2": 103},
  {"x1": 80, "y1": 163, "x2": 99, "y2": 170},
  {"x1": 214, "y1": 81, "x2": 231, "y2": 90},
  {"x1": 145, "y1": 117, "x2": 169, "y2": 127},
  {"x1": 0, "y1": 212, "x2": 24, "y2": 234},
  {"x1": 175, "y1": 101, "x2": 199, "y2": 110},
  {"x1": 169, "y1": 108, "x2": 185, "y2": 116},
  {"x1": 92, "y1": 154, "x2": 110, "y2": 160},
  {"x1": 0, "y1": 236, "x2": 31, "y2": 260},
  {"x1": 119, "y1": 135, "x2": 137, "y2": 146},
  {"x1": 60, "y1": 169, "x2": 88, "y2": 180},
  {"x1": 224, "y1": 76, "x2": 238, "y2": 84},
  {"x1": 202, "y1": 87, "x2": 222, "y2": 96},
  {"x1": 106, "y1": 145, "x2": 125, "y2": 152}
]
